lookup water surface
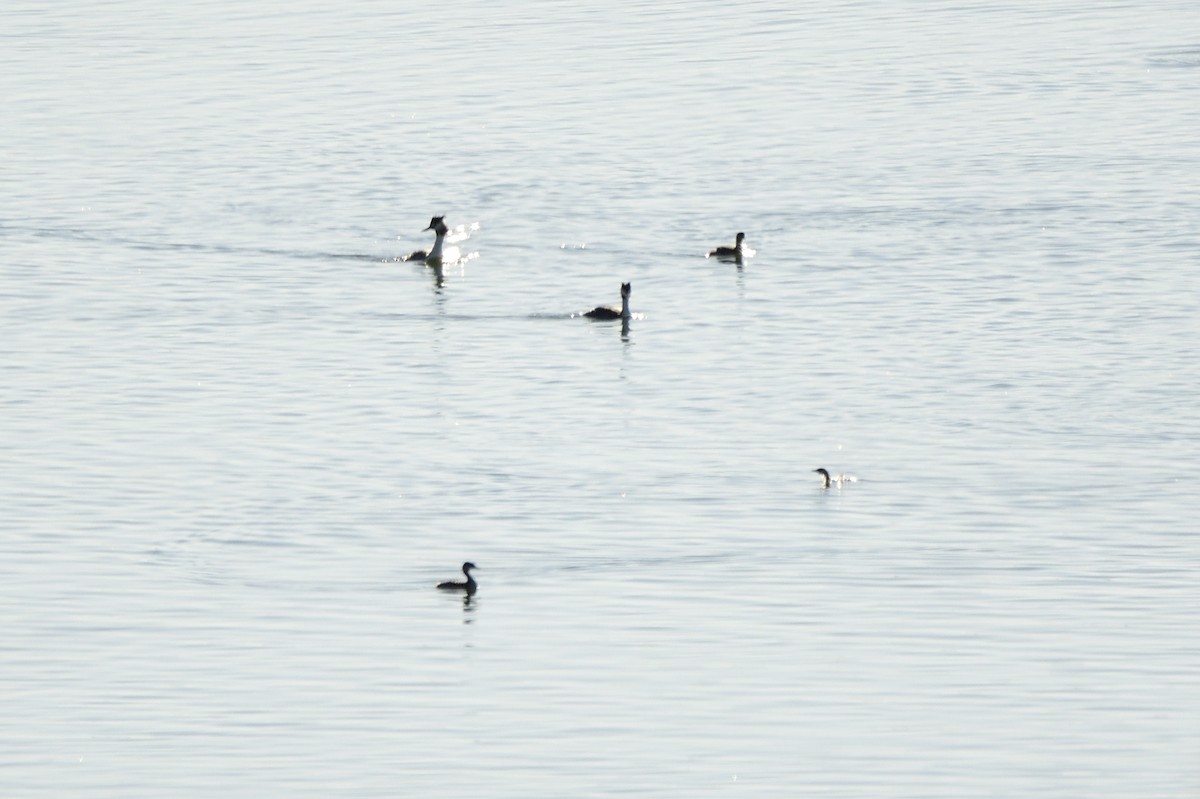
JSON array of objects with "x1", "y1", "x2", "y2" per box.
[{"x1": 2, "y1": 2, "x2": 1197, "y2": 797}]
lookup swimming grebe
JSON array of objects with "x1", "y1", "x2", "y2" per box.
[
  {"x1": 404, "y1": 216, "x2": 449, "y2": 263},
  {"x1": 708, "y1": 232, "x2": 746, "y2": 260},
  {"x1": 584, "y1": 282, "x2": 632, "y2": 320},
  {"x1": 814, "y1": 468, "x2": 857, "y2": 489},
  {"x1": 437, "y1": 562, "x2": 478, "y2": 594}
]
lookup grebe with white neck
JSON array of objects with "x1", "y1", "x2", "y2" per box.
[
  {"x1": 814, "y1": 468, "x2": 857, "y2": 489},
  {"x1": 583, "y1": 282, "x2": 632, "y2": 320},
  {"x1": 437, "y1": 562, "x2": 478, "y2": 594},
  {"x1": 404, "y1": 216, "x2": 449, "y2": 263},
  {"x1": 708, "y1": 232, "x2": 752, "y2": 261}
]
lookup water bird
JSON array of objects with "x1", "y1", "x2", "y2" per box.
[
  {"x1": 708, "y1": 232, "x2": 747, "y2": 260},
  {"x1": 814, "y1": 468, "x2": 857, "y2": 489},
  {"x1": 437, "y1": 562, "x2": 478, "y2": 594},
  {"x1": 404, "y1": 216, "x2": 449, "y2": 263},
  {"x1": 583, "y1": 282, "x2": 632, "y2": 320}
]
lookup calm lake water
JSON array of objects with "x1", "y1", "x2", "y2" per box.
[{"x1": 2, "y1": 1, "x2": 1197, "y2": 796}]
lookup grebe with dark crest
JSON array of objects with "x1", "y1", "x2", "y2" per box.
[
  {"x1": 437, "y1": 562, "x2": 478, "y2": 594},
  {"x1": 584, "y1": 282, "x2": 632, "y2": 320},
  {"x1": 708, "y1": 231, "x2": 747, "y2": 260},
  {"x1": 404, "y1": 216, "x2": 449, "y2": 263}
]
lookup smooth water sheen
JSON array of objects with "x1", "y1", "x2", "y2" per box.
[{"x1": 2, "y1": 2, "x2": 1197, "y2": 797}]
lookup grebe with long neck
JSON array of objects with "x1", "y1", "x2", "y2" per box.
[
  {"x1": 708, "y1": 231, "x2": 746, "y2": 260},
  {"x1": 813, "y1": 468, "x2": 856, "y2": 489},
  {"x1": 437, "y1": 562, "x2": 478, "y2": 594},
  {"x1": 584, "y1": 282, "x2": 632, "y2": 320},
  {"x1": 404, "y1": 216, "x2": 449, "y2": 263}
]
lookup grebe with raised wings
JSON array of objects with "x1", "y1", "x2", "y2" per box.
[
  {"x1": 814, "y1": 468, "x2": 857, "y2": 489},
  {"x1": 584, "y1": 282, "x2": 632, "y2": 320},
  {"x1": 437, "y1": 562, "x2": 478, "y2": 594},
  {"x1": 404, "y1": 216, "x2": 449, "y2": 263}
]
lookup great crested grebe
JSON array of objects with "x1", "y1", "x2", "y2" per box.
[
  {"x1": 584, "y1": 282, "x2": 632, "y2": 320},
  {"x1": 708, "y1": 231, "x2": 747, "y2": 260},
  {"x1": 404, "y1": 216, "x2": 449, "y2": 263},
  {"x1": 437, "y1": 562, "x2": 478, "y2": 594},
  {"x1": 814, "y1": 468, "x2": 857, "y2": 489}
]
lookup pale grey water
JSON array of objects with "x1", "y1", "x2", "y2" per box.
[{"x1": 2, "y1": 1, "x2": 1198, "y2": 796}]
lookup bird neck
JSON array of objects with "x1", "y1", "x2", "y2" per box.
[{"x1": 428, "y1": 231, "x2": 446, "y2": 260}]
